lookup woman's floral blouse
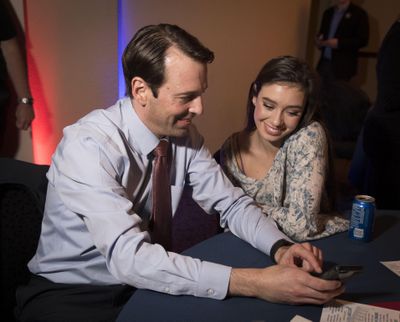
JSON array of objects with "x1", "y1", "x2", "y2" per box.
[{"x1": 219, "y1": 122, "x2": 349, "y2": 241}]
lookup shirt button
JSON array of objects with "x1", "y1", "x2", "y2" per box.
[
  {"x1": 207, "y1": 288, "x2": 215, "y2": 296},
  {"x1": 164, "y1": 287, "x2": 170, "y2": 293}
]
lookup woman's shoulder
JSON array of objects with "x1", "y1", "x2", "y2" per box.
[
  {"x1": 282, "y1": 122, "x2": 327, "y2": 158},
  {"x1": 217, "y1": 131, "x2": 242, "y2": 164},
  {"x1": 287, "y1": 122, "x2": 326, "y2": 145},
  {"x1": 220, "y1": 131, "x2": 242, "y2": 153}
]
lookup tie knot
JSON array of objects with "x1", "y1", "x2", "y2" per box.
[{"x1": 153, "y1": 140, "x2": 169, "y2": 157}]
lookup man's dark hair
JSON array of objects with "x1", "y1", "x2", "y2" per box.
[{"x1": 122, "y1": 24, "x2": 214, "y2": 98}]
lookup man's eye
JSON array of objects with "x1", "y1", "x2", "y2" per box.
[{"x1": 180, "y1": 96, "x2": 194, "y2": 103}]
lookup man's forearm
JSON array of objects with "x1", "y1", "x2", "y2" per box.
[
  {"x1": 228, "y1": 263, "x2": 344, "y2": 305},
  {"x1": 1, "y1": 37, "x2": 32, "y2": 99},
  {"x1": 228, "y1": 268, "x2": 260, "y2": 298}
]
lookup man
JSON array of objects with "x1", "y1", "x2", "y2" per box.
[
  {"x1": 17, "y1": 24, "x2": 343, "y2": 321},
  {"x1": 0, "y1": 0, "x2": 35, "y2": 136},
  {"x1": 316, "y1": 0, "x2": 369, "y2": 83}
]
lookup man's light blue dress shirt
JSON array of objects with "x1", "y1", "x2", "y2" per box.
[{"x1": 28, "y1": 97, "x2": 289, "y2": 300}]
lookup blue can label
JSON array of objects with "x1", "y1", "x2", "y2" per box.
[{"x1": 349, "y1": 195, "x2": 375, "y2": 242}]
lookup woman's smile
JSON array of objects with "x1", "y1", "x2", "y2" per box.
[{"x1": 264, "y1": 122, "x2": 284, "y2": 136}]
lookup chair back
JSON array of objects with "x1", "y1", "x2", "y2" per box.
[{"x1": 0, "y1": 158, "x2": 49, "y2": 321}]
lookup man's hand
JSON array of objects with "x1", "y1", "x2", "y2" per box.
[
  {"x1": 15, "y1": 103, "x2": 35, "y2": 130},
  {"x1": 274, "y1": 242, "x2": 323, "y2": 273},
  {"x1": 317, "y1": 38, "x2": 338, "y2": 49},
  {"x1": 315, "y1": 34, "x2": 324, "y2": 48},
  {"x1": 229, "y1": 265, "x2": 344, "y2": 305},
  {"x1": 228, "y1": 242, "x2": 344, "y2": 305},
  {"x1": 229, "y1": 264, "x2": 344, "y2": 305}
]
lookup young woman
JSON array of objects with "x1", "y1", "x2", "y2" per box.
[{"x1": 217, "y1": 56, "x2": 348, "y2": 241}]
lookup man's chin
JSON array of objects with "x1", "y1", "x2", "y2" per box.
[{"x1": 169, "y1": 127, "x2": 190, "y2": 138}]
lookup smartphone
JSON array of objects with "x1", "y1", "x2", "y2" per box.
[{"x1": 314, "y1": 265, "x2": 363, "y2": 281}]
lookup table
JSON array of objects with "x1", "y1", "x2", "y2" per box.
[{"x1": 117, "y1": 211, "x2": 400, "y2": 322}]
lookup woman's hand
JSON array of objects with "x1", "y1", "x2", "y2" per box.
[{"x1": 274, "y1": 242, "x2": 323, "y2": 273}]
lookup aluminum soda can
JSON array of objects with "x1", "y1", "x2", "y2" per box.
[{"x1": 349, "y1": 195, "x2": 376, "y2": 242}]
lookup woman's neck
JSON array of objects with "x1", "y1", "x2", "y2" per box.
[
  {"x1": 249, "y1": 130, "x2": 280, "y2": 156},
  {"x1": 236, "y1": 130, "x2": 279, "y2": 180}
]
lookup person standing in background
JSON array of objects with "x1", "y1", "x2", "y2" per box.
[
  {"x1": 0, "y1": 0, "x2": 35, "y2": 150},
  {"x1": 362, "y1": 18, "x2": 400, "y2": 209},
  {"x1": 315, "y1": 0, "x2": 370, "y2": 163},
  {"x1": 315, "y1": 0, "x2": 369, "y2": 84}
]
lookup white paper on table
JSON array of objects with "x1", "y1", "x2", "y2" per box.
[
  {"x1": 381, "y1": 260, "x2": 400, "y2": 277},
  {"x1": 290, "y1": 315, "x2": 313, "y2": 322},
  {"x1": 320, "y1": 299, "x2": 400, "y2": 322}
]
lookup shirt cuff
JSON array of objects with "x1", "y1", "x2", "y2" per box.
[
  {"x1": 196, "y1": 261, "x2": 231, "y2": 300},
  {"x1": 270, "y1": 239, "x2": 294, "y2": 264}
]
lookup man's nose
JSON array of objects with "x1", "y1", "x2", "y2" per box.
[{"x1": 189, "y1": 96, "x2": 203, "y2": 116}]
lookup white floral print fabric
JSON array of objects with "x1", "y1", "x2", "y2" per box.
[{"x1": 219, "y1": 122, "x2": 349, "y2": 241}]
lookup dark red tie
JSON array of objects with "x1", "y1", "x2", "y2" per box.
[{"x1": 150, "y1": 140, "x2": 172, "y2": 250}]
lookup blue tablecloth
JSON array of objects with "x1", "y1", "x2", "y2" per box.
[{"x1": 117, "y1": 210, "x2": 400, "y2": 322}]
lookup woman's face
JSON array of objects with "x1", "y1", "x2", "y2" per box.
[{"x1": 252, "y1": 83, "x2": 305, "y2": 147}]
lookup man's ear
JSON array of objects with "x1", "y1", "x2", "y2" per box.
[{"x1": 131, "y1": 77, "x2": 149, "y2": 107}]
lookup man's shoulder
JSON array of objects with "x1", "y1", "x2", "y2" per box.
[
  {"x1": 323, "y1": 6, "x2": 335, "y2": 17},
  {"x1": 67, "y1": 109, "x2": 117, "y2": 140},
  {"x1": 347, "y1": 2, "x2": 368, "y2": 17},
  {"x1": 59, "y1": 102, "x2": 129, "y2": 156},
  {"x1": 69, "y1": 99, "x2": 128, "y2": 136}
]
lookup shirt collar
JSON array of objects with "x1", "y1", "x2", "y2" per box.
[
  {"x1": 336, "y1": 2, "x2": 350, "y2": 13},
  {"x1": 120, "y1": 97, "x2": 161, "y2": 156}
]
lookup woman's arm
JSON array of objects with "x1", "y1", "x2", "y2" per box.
[{"x1": 264, "y1": 123, "x2": 348, "y2": 241}]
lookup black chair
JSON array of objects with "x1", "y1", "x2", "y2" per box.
[{"x1": 0, "y1": 158, "x2": 49, "y2": 321}]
